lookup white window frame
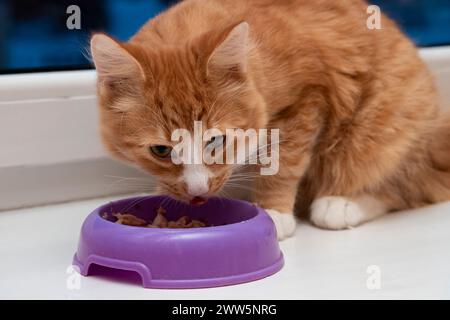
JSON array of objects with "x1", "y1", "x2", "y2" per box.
[
  {"x1": 0, "y1": 46, "x2": 449, "y2": 210},
  {"x1": 0, "y1": 70, "x2": 145, "y2": 210}
]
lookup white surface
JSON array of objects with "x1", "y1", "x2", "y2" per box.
[{"x1": 1, "y1": 196, "x2": 449, "y2": 299}]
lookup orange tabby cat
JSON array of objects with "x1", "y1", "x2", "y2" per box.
[{"x1": 91, "y1": 0, "x2": 450, "y2": 239}]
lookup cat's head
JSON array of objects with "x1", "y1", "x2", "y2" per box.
[{"x1": 91, "y1": 22, "x2": 267, "y2": 203}]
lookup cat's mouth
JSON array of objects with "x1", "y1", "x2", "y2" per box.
[
  {"x1": 159, "y1": 186, "x2": 209, "y2": 205},
  {"x1": 190, "y1": 196, "x2": 207, "y2": 206},
  {"x1": 158, "y1": 181, "x2": 220, "y2": 206}
]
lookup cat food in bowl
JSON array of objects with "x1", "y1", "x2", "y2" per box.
[
  {"x1": 73, "y1": 196, "x2": 284, "y2": 289},
  {"x1": 111, "y1": 207, "x2": 207, "y2": 228}
]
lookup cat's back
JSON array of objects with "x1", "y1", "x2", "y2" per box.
[
  {"x1": 129, "y1": 0, "x2": 419, "y2": 111},
  {"x1": 131, "y1": 0, "x2": 370, "y2": 46}
]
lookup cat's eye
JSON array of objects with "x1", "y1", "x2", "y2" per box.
[
  {"x1": 149, "y1": 145, "x2": 172, "y2": 159},
  {"x1": 206, "y1": 135, "x2": 226, "y2": 149}
]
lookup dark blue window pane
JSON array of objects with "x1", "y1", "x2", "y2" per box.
[
  {"x1": 0, "y1": 1, "x2": 449, "y2": 74},
  {"x1": 372, "y1": 0, "x2": 450, "y2": 47},
  {"x1": 0, "y1": 0, "x2": 175, "y2": 73}
]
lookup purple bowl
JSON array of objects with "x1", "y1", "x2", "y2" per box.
[{"x1": 73, "y1": 196, "x2": 283, "y2": 289}]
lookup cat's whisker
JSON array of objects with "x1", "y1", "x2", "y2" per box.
[
  {"x1": 229, "y1": 138, "x2": 288, "y2": 166},
  {"x1": 228, "y1": 179, "x2": 256, "y2": 183},
  {"x1": 218, "y1": 188, "x2": 232, "y2": 205},
  {"x1": 106, "y1": 181, "x2": 156, "y2": 190},
  {"x1": 108, "y1": 179, "x2": 155, "y2": 186},
  {"x1": 210, "y1": 103, "x2": 246, "y2": 125},
  {"x1": 104, "y1": 175, "x2": 157, "y2": 191},
  {"x1": 224, "y1": 182, "x2": 261, "y2": 194},
  {"x1": 207, "y1": 90, "x2": 250, "y2": 125},
  {"x1": 228, "y1": 173, "x2": 257, "y2": 179},
  {"x1": 121, "y1": 194, "x2": 155, "y2": 212},
  {"x1": 159, "y1": 196, "x2": 170, "y2": 209},
  {"x1": 105, "y1": 175, "x2": 149, "y2": 181},
  {"x1": 228, "y1": 173, "x2": 259, "y2": 180}
]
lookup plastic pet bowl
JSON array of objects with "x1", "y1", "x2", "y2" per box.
[{"x1": 73, "y1": 196, "x2": 284, "y2": 289}]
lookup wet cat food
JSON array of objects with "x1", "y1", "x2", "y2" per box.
[{"x1": 110, "y1": 206, "x2": 206, "y2": 228}]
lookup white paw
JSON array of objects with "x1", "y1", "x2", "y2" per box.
[
  {"x1": 310, "y1": 196, "x2": 365, "y2": 230},
  {"x1": 265, "y1": 209, "x2": 296, "y2": 240}
]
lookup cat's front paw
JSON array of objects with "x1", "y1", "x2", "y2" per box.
[
  {"x1": 310, "y1": 196, "x2": 364, "y2": 230},
  {"x1": 265, "y1": 209, "x2": 296, "y2": 240}
]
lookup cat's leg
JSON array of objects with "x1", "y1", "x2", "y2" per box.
[
  {"x1": 253, "y1": 94, "x2": 324, "y2": 239},
  {"x1": 253, "y1": 174, "x2": 300, "y2": 240},
  {"x1": 265, "y1": 209, "x2": 297, "y2": 240},
  {"x1": 310, "y1": 194, "x2": 389, "y2": 230}
]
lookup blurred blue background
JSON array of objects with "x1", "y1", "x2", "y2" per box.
[
  {"x1": 0, "y1": 0, "x2": 175, "y2": 73},
  {"x1": 0, "y1": 0, "x2": 449, "y2": 74},
  {"x1": 372, "y1": 0, "x2": 450, "y2": 47}
]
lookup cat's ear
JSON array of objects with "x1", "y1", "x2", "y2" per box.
[
  {"x1": 206, "y1": 21, "x2": 250, "y2": 79},
  {"x1": 90, "y1": 34, "x2": 145, "y2": 84}
]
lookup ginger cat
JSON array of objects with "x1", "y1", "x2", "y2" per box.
[{"x1": 91, "y1": 0, "x2": 450, "y2": 240}]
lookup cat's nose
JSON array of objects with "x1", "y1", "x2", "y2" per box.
[
  {"x1": 186, "y1": 184, "x2": 209, "y2": 197},
  {"x1": 183, "y1": 164, "x2": 210, "y2": 197}
]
